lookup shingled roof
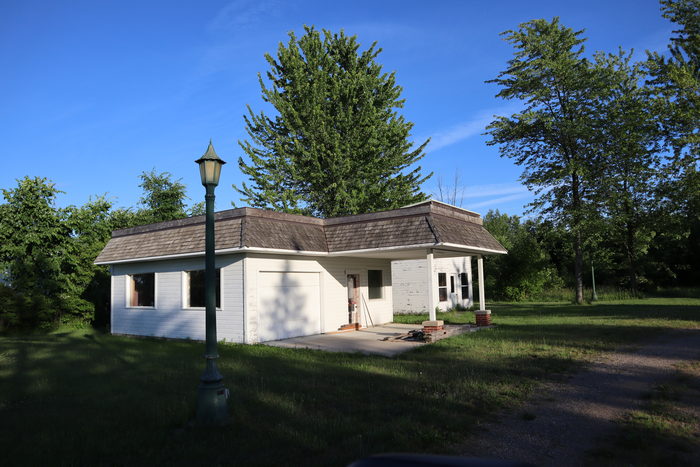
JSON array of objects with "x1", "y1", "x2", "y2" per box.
[{"x1": 95, "y1": 200, "x2": 507, "y2": 264}]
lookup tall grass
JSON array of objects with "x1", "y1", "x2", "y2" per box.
[{"x1": 512, "y1": 286, "x2": 699, "y2": 303}]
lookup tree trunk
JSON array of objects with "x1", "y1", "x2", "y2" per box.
[
  {"x1": 625, "y1": 221, "x2": 638, "y2": 291},
  {"x1": 572, "y1": 172, "x2": 584, "y2": 304},
  {"x1": 622, "y1": 180, "x2": 638, "y2": 292},
  {"x1": 574, "y1": 229, "x2": 584, "y2": 304}
]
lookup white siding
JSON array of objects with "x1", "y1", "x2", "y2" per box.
[
  {"x1": 111, "y1": 254, "x2": 244, "y2": 342},
  {"x1": 392, "y1": 256, "x2": 473, "y2": 314},
  {"x1": 244, "y1": 254, "x2": 393, "y2": 343}
]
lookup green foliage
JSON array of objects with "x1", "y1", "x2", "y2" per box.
[
  {"x1": 108, "y1": 170, "x2": 196, "y2": 229},
  {"x1": 486, "y1": 9, "x2": 700, "y2": 298},
  {"x1": 592, "y1": 50, "x2": 662, "y2": 290},
  {"x1": 644, "y1": 0, "x2": 700, "y2": 287},
  {"x1": 483, "y1": 210, "x2": 564, "y2": 301},
  {"x1": 106, "y1": 207, "x2": 143, "y2": 230},
  {"x1": 235, "y1": 25, "x2": 431, "y2": 217},
  {"x1": 486, "y1": 18, "x2": 604, "y2": 303},
  {"x1": 646, "y1": 0, "x2": 700, "y2": 160},
  {"x1": 0, "y1": 177, "x2": 70, "y2": 327},
  {"x1": 0, "y1": 169, "x2": 204, "y2": 330},
  {"x1": 63, "y1": 197, "x2": 114, "y2": 326},
  {"x1": 137, "y1": 169, "x2": 189, "y2": 223},
  {"x1": 187, "y1": 201, "x2": 206, "y2": 217}
]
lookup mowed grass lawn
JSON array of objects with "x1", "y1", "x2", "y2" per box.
[{"x1": 1, "y1": 298, "x2": 698, "y2": 466}]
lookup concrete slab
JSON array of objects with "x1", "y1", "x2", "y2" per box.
[{"x1": 263, "y1": 323, "x2": 425, "y2": 357}]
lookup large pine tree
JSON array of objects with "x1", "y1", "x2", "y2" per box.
[{"x1": 235, "y1": 26, "x2": 431, "y2": 218}]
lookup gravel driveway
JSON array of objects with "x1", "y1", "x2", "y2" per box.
[{"x1": 460, "y1": 329, "x2": 700, "y2": 466}]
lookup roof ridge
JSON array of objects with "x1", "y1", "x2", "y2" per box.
[
  {"x1": 425, "y1": 215, "x2": 442, "y2": 244},
  {"x1": 112, "y1": 208, "x2": 246, "y2": 238},
  {"x1": 321, "y1": 217, "x2": 330, "y2": 252},
  {"x1": 400, "y1": 199, "x2": 481, "y2": 217},
  {"x1": 323, "y1": 204, "x2": 431, "y2": 225},
  {"x1": 240, "y1": 216, "x2": 247, "y2": 248}
]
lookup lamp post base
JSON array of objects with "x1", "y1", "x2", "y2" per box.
[{"x1": 196, "y1": 380, "x2": 230, "y2": 426}]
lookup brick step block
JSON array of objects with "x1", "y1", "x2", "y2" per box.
[{"x1": 475, "y1": 310, "x2": 491, "y2": 326}]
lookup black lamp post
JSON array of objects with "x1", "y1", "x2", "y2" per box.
[{"x1": 195, "y1": 140, "x2": 229, "y2": 425}]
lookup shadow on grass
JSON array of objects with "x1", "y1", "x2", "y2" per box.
[
  {"x1": 1, "y1": 300, "x2": 698, "y2": 465},
  {"x1": 0, "y1": 327, "x2": 578, "y2": 466}
]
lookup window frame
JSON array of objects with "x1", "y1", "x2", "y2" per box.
[
  {"x1": 182, "y1": 268, "x2": 223, "y2": 310},
  {"x1": 437, "y1": 272, "x2": 448, "y2": 302},
  {"x1": 460, "y1": 272, "x2": 469, "y2": 300},
  {"x1": 126, "y1": 273, "x2": 156, "y2": 309},
  {"x1": 367, "y1": 269, "x2": 384, "y2": 300}
]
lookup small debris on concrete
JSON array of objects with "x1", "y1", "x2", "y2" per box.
[
  {"x1": 382, "y1": 329, "x2": 424, "y2": 342},
  {"x1": 382, "y1": 324, "x2": 492, "y2": 343}
]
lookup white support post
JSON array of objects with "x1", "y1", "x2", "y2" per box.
[
  {"x1": 426, "y1": 248, "x2": 436, "y2": 321},
  {"x1": 477, "y1": 255, "x2": 485, "y2": 311},
  {"x1": 467, "y1": 256, "x2": 474, "y2": 308}
]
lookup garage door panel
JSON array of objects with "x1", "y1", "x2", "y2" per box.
[{"x1": 258, "y1": 272, "x2": 321, "y2": 342}]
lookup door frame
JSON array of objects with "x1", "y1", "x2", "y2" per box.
[{"x1": 346, "y1": 273, "x2": 360, "y2": 326}]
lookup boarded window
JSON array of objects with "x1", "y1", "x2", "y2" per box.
[
  {"x1": 130, "y1": 273, "x2": 154, "y2": 307},
  {"x1": 368, "y1": 270, "x2": 383, "y2": 299},
  {"x1": 187, "y1": 269, "x2": 221, "y2": 308},
  {"x1": 438, "y1": 273, "x2": 447, "y2": 302},
  {"x1": 460, "y1": 272, "x2": 469, "y2": 300}
]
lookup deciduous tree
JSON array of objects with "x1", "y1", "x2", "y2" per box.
[
  {"x1": 486, "y1": 18, "x2": 603, "y2": 303},
  {"x1": 138, "y1": 170, "x2": 189, "y2": 223},
  {"x1": 0, "y1": 177, "x2": 69, "y2": 327},
  {"x1": 593, "y1": 50, "x2": 661, "y2": 290},
  {"x1": 646, "y1": 0, "x2": 700, "y2": 286}
]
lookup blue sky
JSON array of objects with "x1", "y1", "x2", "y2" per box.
[{"x1": 0, "y1": 0, "x2": 672, "y2": 217}]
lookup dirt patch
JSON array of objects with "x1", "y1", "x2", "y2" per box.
[{"x1": 459, "y1": 329, "x2": 700, "y2": 466}]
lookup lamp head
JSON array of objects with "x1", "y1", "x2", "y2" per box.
[{"x1": 195, "y1": 140, "x2": 226, "y2": 186}]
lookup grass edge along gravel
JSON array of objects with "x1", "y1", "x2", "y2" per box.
[{"x1": 587, "y1": 361, "x2": 700, "y2": 465}]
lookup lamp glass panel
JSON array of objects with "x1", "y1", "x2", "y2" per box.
[
  {"x1": 199, "y1": 160, "x2": 222, "y2": 186},
  {"x1": 212, "y1": 161, "x2": 222, "y2": 185},
  {"x1": 198, "y1": 163, "x2": 207, "y2": 185}
]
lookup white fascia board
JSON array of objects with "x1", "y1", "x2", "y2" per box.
[
  {"x1": 237, "y1": 246, "x2": 329, "y2": 256},
  {"x1": 326, "y1": 243, "x2": 438, "y2": 256},
  {"x1": 93, "y1": 242, "x2": 505, "y2": 266},
  {"x1": 93, "y1": 246, "x2": 329, "y2": 265},
  {"x1": 439, "y1": 242, "x2": 508, "y2": 255},
  {"x1": 94, "y1": 251, "x2": 206, "y2": 265}
]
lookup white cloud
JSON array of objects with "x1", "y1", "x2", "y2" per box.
[
  {"x1": 208, "y1": 0, "x2": 281, "y2": 34},
  {"x1": 420, "y1": 103, "x2": 521, "y2": 153},
  {"x1": 461, "y1": 183, "x2": 528, "y2": 199},
  {"x1": 429, "y1": 182, "x2": 528, "y2": 200},
  {"x1": 426, "y1": 116, "x2": 492, "y2": 153},
  {"x1": 467, "y1": 192, "x2": 532, "y2": 209},
  {"x1": 428, "y1": 182, "x2": 532, "y2": 212}
]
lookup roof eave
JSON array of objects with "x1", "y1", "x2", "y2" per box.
[{"x1": 94, "y1": 241, "x2": 506, "y2": 265}]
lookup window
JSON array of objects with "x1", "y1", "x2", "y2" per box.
[
  {"x1": 438, "y1": 273, "x2": 447, "y2": 302},
  {"x1": 460, "y1": 273, "x2": 469, "y2": 299},
  {"x1": 368, "y1": 270, "x2": 383, "y2": 299},
  {"x1": 187, "y1": 269, "x2": 221, "y2": 308},
  {"x1": 130, "y1": 273, "x2": 154, "y2": 307}
]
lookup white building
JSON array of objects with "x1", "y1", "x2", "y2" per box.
[
  {"x1": 392, "y1": 256, "x2": 473, "y2": 314},
  {"x1": 95, "y1": 201, "x2": 506, "y2": 343}
]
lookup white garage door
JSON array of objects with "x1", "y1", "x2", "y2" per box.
[{"x1": 257, "y1": 271, "x2": 321, "y2": 342}]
